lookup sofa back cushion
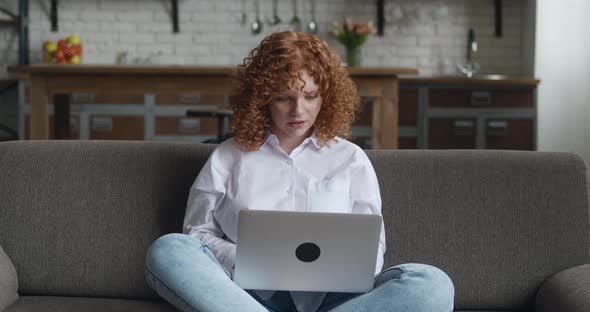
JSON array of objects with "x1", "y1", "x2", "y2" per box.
[
  {"x1": 0, "y1": 141, "x2": 214, "y2": 300},
  {"x1": 367, "y1": 150, "x2": 589, "y2": 311},
  {"x1": 0, "y1": 141, "x2": 588, "y2": 311}
]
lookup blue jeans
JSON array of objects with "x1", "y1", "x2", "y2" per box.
[{"x1": 145, "y1": 234, "x2": 454, "y2": 312}]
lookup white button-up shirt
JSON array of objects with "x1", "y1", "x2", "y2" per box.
[{"x1": 183, "y1": 134, "x2": 385, "y2": 312}]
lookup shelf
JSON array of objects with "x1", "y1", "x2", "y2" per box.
[
  {"x1": 0, "y1": 6, "x2": 18, "y2": 19},
  {"x1": 495, "y1": 0, "x2": 503, "y2": 37},
  {"x1": 1, "y1": 1, "x2": 29, "y2": 65},
  {"x1": 374, "y1": 0, "x2": 502, "y2": 37},
  {"x1": 376, "y1": 0, "x2": 383, "y2": 36},
  {"x1": 51, "y1": 0, "x2": 57, "y2": 31},
  {"x1": 171, "y1": 0, "x2": 179, "y2": 33},
  {"x1": 0, "y1": 18, "x2": 18, "y2": 26},
  {"x1": 45, "y1": 0, "x2": 179, "y2": 33}
]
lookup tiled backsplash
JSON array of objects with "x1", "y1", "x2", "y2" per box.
[{"x1": 0, "y1": 0, "x2": 526, "y2": 78}]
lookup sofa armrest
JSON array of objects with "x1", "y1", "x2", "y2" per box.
[
  {"x1": 536, "y1": 264, "x2": 590, "y2": 312},
  {"x1": 0, "y1": 244, "x2": 19, "y2": 311}
]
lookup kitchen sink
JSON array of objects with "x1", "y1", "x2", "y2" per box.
[
  {"x1": 469, "y1": 74, "x2": 509, "y2": 80},
  {"x1": 434, "y1": 74, "x2": 511, "y2": 80}
]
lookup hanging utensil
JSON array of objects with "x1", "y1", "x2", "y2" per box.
[
  {"x1": 251, "y1": 0, "x2": 263, "y2": 35},
  {"x1": 240, "y1": 0, "x2": 247, "y2": 26},
  {"x1": 290, "y1": 0, "x2": 302, "y2": 32},
  {"x1": 307, "y1": 0, "x2": 318, "y2": 34},
  {"x1": 269, "y1": 0, "x2": 281, "y2": 26}
]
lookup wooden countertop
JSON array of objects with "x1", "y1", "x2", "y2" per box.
[
  {"x1": 399, "y1": 75, "x2": 540, "y2": 87},
  {"x1": 8, "y1": 64, "x2": 419, "y2": 77}
]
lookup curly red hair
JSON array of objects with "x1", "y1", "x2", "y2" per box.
[{"x1": 229, "y1": 31, "x2": 360, "y2": 151}]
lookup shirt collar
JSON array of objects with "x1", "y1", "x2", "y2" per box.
[
  {"x1": 263, "y1": 131, "x2": 322, "y2": 150},
  {"x1": 263, "y1": 133, "x2": 279, "y2": 147},
  {"x1": 308, "y1": 133, "x2": 322, "y2": 149}
]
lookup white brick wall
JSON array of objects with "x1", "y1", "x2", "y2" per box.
[{"x1": 0, "y1": 0, "x2": 525, "y2": 78}]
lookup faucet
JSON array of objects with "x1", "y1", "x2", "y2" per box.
[
  {"x1": 458, "y1": 28, "x2": 480, "y2": 77},
  {"x1": 467, "y1": 28, "x2": 477, "y2": 61}
]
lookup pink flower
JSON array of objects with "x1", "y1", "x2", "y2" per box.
[{"x1": 330, "y1": 18, "x2": 377, "y2": 49}]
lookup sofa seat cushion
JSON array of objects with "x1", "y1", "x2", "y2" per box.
[{"x1": 5, "y1": 296, "x2": 176, "y2": 312}]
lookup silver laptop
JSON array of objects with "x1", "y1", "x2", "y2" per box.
[{"x1": 233, "y1": 210, "x2": 382, "y2": 293}]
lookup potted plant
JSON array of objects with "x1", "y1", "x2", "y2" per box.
[{"x1": 331, "y1": 18, "x2": 376, "y2": 67}]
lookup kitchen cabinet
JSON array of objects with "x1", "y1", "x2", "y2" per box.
[
  {"x1": 89, "y1": 116, "x2": 144, "y2": 140},
  {"x1": 485, "y1": 119, "x2": 534, "y2": 150},
  {"x1": 397, "y1": 77, "x2": 539, "y2": 150},
  {"x1": 10, "y1": 65, "x2": 418, "y2": 149},
  {"x1": 428, "y1": 118, "x2": 477, "y2": 149},
  {"x1": 19, "y1": 83, "x2": 230, "y2": 141}
]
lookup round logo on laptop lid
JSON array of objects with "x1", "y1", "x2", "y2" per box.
[{"x1": 295, "y1": 242, "x2": 321, "y2": 262}]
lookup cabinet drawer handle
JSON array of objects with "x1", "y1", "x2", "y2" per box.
[
  {"x1": 487, "y1": 120, "x2": 508, "y2": 137},
  {"x1": 453, "y1": 120, "x2": 475, "y2": 136},
  {"x1": 470, "y1": 91, "x2": 492, "y2": 106},
  {"x1": 91, "y1": 117, "x2": 113, "y2": 132}
]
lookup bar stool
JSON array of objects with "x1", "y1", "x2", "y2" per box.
[
  {"x1": 0, "y1": 79, "x2": 18, "y2": 141},
  {"x1": 185, "y1": 108, "x2": 233, "y2": 143}
]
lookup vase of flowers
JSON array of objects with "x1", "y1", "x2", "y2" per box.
[{"x1": 331, "y1": 18, "x2": 376, "y2": 67}]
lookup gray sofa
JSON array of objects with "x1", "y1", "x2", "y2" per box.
[{"x1": 0, "y1": 140, "x2": 589, "y2": 312}]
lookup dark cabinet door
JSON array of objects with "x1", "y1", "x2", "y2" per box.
[
  {"x1": 399, "y1": 88, "x2": 418, "y2": 126},
  {"x1": 89, "y1": 116, "x2": 144, "y2": 140},
  {"x1": 428, "y1": 118, "x2": 476, "y2": 149},
  {"x1": 398, "y1": 137, "x2": 417, "y2": 149},
  {"x1": 485, "y1": 119, "x2": 534, "y2": 150}
]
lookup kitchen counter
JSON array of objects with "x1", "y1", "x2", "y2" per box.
[
  {"x1": 400, "y1": 75, "x2": 540, "y2": 87},
  {"x1": 8, "y1": 65, "x2": 418, "y2": 148},
  {"x1": 9, "y1": 64, "x2": 420, "y2": 77}
]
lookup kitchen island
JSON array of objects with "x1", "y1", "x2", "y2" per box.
[{"x1": 8, "y1": 65, "x2": 418, "y2": 149}]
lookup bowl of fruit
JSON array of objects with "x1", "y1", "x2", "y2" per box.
[{"x1": 43, "y1": 35, "x2": 83, "y2": 64}]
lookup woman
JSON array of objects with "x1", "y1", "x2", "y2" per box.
[{"x1": 146, "y1": 31, "x2": 454, "y2": 312}]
